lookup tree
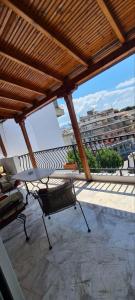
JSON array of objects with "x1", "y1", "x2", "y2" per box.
[
  {"x1": 84, "y1": 148, "x2": 97, "y2": 170},
  {"x1": 96, "y1": 148, "x2": 123, "y2": 170},
  {"x1": 67, "y1": 147, "x2": 123, "y2": 172},
  {"x1": 67, "y1": 147, "x2": 97, "y2": 170}
]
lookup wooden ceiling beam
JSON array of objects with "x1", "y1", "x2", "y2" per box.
[
  {"x1": 0, "y1": 75, "x2": 45, "y2": 95},
  {"x1": 0, "y1": 108, "x2": 16, "y2": 117},
  {"x1": 96, "y1": 0, "x2": 125, "y2": 44},
  {"x1": 73, "y1": 38, "x2": 135, "y2": 85},
  {"x1": 0, "y1": 49, "x2": 63, "y2": 83},
  {"x1": 0, "y1": 106, "x2": 20, "y2": 113},
  {"x1": 0, "y1": 101, "x2": 23, "y2": 112},
  {"x1": 17, "y1": 37, "x2": 135, "y2": 120},
  {"x1": 2, "y1": 0, "x2": 88, "y2": 66},
  {"x1": 0, "y1": 92, "x2": 33, "y2": 105},
  {"x1": 0, "y1": 115, "x2": 13, "y2": 119}
]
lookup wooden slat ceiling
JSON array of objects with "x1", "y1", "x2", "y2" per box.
[{"x1": 0, "y1": 0, "x2": 135, "y2": 122}]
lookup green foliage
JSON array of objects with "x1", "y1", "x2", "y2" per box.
[
  {"x1": 67, "y1": 149, "x2": 77, "y2": 164},
  {"x1": 84, "y1": 148, "x2": 97, "y2": 169},
  {"x1": 96, "y1": 149, "x2": 123, "y2": 170},
  {"x1": 67, "y1": 147, "x2": 123, "y2": 172},
  {"x1": 67, "y1": 148, "x2": 97, "y2": 170}
]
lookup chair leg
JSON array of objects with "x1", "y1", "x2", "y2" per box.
[
  {"x1": 23, "y1": 216, "x2": 30, "y2": 241},
  {"x1": 42, "y1": 215, "x2": 52, "y2": 250},
  {"x1": 26, "y1": 193, "x2": 29, "y2": 205},
  {"x1": 77, "y1": 201, "x2": 91, "y2": 233}
]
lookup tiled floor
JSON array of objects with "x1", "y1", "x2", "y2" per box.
[{"x1": 1, "y1": 180, "x2": 135, "y2": 300}]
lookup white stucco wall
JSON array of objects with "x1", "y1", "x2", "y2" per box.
[
  {"x1": 0, "y1": 120, "x2": 28, "y2": 157},
  {"x1": 0, "y1": 103, "x2": 64, "y2": 158},
  {"x1": 28, "y1": 103, "x2": 64, "y2": 151}
]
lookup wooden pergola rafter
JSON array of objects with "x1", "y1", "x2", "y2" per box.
[
  {"x1": 0, "y1": 101, "x2": 23, "y2": 112},
  {"x1": 96, "y1": 0, "x2": 125, "y2": 44},
  {"x1": 0, "y1": 49, "x2": 63, "y2": 83},
  {"x1": 2, "y1": 0, "x2": 88, "y2": 66},
  {"x1": 0, "y1": 93, "x2": 33, "y2": 106},
  {"x1": 0, "y1": 0, "x2": 135, "y2": 180},
  {"x1": 0, "y1": 108, "x2": 15, "y2": 118},
  {"x1": 0, "y1": 76, "x2": 46, "y2": 96},
  {"x1": 16, "y1": 37, "x2": 135, "y2": 121}
]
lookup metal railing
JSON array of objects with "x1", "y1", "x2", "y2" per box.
[
  {"x1": 19, "y1": 144, "x2": 79, "y2": 170},
  {"x1": 18, "y1": 133, "x2": 135, "y2": 176}
]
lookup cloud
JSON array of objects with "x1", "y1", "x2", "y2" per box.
[
  {"x1": 58, "y1": 77, "x2": 135, "y2": 128},
  {"x1": 116, "y1": 77, "x2": 135, "y2": 89}
]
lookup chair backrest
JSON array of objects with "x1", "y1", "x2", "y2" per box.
[{"x1": 37, "y1": 180, "x2": 76, "y2": 215}]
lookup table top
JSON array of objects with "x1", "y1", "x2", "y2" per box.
[{"x1": 12, "y1": 168, "x2": 55, "y2": 182}]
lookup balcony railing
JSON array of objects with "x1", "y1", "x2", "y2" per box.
[{"x1": 18, "y1": 133, "x2": 135, "y2": 176}]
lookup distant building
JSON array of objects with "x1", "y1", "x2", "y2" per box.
[
  {"x1": 62, "y1": 108, "x2": 135, "y2": 145},
  {"x1": 62, "y1": 128, "x2": 73, "y2": 145},
  {"x1": 54, "y1": 100, "x2": 64, "y2": 118}
]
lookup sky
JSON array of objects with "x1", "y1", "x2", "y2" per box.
[{"x1": 58, "y1": 54, "x2": 135, "y2": 128}]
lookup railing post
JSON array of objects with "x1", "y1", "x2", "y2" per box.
[
  {"x1": 64, "y1": 92, "x2": 91, "y2": 181},
  {"x1": 19, "y1": 120, "x2": 37, "y2": 168},
  {"x1": 119, "y1": 168, "x2": 122, "y2": 176}
]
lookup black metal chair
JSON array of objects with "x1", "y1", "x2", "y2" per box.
[{"x1": 36, "y1": 180, "x2": 91, "y2": 249}]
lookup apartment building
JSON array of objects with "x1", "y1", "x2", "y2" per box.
[{"x1": 63, "y1": 108, "x2": 135, "y2": 145}]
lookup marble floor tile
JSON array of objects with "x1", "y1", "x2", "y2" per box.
[{"x1": 1, "y1": 181, "x2": 135, "y2": 300}]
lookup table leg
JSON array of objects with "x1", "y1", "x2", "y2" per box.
[
  {"x1": 25, "y1": 182, "x2": 33, "y2": 205},
  {"x1": 40, "y1": 176, "x2": 49, "y2": 188},
  {"x1": 25, "y1": 177, "x2": 50, "y2": 204}
]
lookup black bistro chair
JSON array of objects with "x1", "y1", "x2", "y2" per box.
[{"x1": 36, "y1": 179, "x2": 91, "y2": 249}]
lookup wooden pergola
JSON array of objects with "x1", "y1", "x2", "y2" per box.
[{"x1": 0, "y1": 0, "x2": 135, "y2": 180}]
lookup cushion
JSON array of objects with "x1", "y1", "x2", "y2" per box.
[
  {"x1": 38, "y1": 181, "x2": 73, "y2": 196},
  {"x1": 0, "y1": 191, "x2": 23, "y2": 215},
  {"x1": 0, "y1": 176, "x2": 15, "y2": 192},
  {"x1": 0, "y1": 176, "x2": 7, "y2": 183},
  {"x1": 1, "y1": 202, "x2": 25, "y2": 221},
  {"x1": 0, "y1": 191, "x2": 25, "y2": 228},
  {"x1": 38, "y1": 181, "x2": 76, "y2": 215}
]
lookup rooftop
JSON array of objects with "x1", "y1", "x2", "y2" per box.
[
  {"x1": 79, "y1": 109, "x2": 135, "y2": 127},
  {"x1": 1, "y1": 178, "x2": 135, "y2": 299}
]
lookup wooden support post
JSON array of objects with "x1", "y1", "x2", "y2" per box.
[
  {"x1": 19, "y1": 120, "x2": 37, "y2": 168},
  {"x1": 64, "y1": 93, "x2": 91, "y2": 181},
  {"x1": 0, "y1": 135, "x2": 7, "y2": 157}
]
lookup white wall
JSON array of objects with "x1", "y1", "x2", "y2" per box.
[
  {"x1": 28, "y1": 103, "x2": 64, "y2": 150},
  {"x1": 0, "y1": 120, "x2": 28, "y2": 157},
  {"x1": 0, "y1": 103, "x2": 64, "y2": 158}
]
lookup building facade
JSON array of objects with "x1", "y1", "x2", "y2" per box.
[{"x1": 63, "y1": 108, "x2": 135, "y2": 145}]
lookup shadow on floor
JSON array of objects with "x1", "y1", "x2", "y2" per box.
[{"x1": 48, "y1": 178, "x2": 135, "y2": 197}]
